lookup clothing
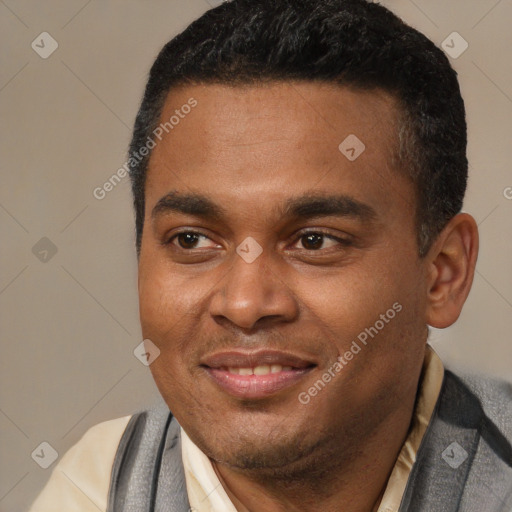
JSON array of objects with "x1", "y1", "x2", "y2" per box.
[
  {"x1": 28, "y1": 415, "x2": 131, "y2": 512},
  {"x1": 29, "y1": 347, "x2": 512, "y2": 511}
]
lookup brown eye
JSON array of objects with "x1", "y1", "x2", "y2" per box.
[
  {"x1": 177, "y1": 232, "x2": 201, "y2": 249},
  {"x1": 166, "y1": 231, "x2": 220, "y2": 251},
  {"x1": 292, "y1": 231, "x2": 352, "y2": 252},
  {"x1": 301, "y1": 233, "x2": 324, "y2": 250}
]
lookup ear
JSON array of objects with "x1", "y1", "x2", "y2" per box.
[{"x1": 425, "y1": 213, "x2": 479, "y2": 328}]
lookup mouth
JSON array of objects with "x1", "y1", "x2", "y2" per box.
[{"x1": 200, "y1": 350, "x2": 317, "y2": 399}]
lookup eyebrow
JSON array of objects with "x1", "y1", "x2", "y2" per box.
[
  {"x1": 280, "y1": 194, "x2": 377, "y2": 223},
  {"x1": 152, "y1": 191, "x2": 226, "y2": 221},
  {"x1": 151, "y1": 191, "x2": 377, "y2": 223}
]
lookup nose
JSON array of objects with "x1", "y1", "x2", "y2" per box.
[{"x1": 209, "y1": 249, "x2": 299, "y2": 331}]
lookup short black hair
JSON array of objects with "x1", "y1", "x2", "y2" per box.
[{"x1": 128, "y1": 0, "x2": 467, "y2": 258}]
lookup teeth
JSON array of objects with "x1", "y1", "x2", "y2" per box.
[
  {"x1": 226, "y1": 364, "x2": 294, "y2": 375},
  {"x1": 253, "y1": 365, "x2": 271, "y2": 375}
]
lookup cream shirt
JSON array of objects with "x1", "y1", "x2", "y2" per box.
[
  {"x1": 30, "y1": 346, "x2": 444, "y2": 512},
  {"x1": 29, "y1": 415, "x2": 132, "y2": 511}
]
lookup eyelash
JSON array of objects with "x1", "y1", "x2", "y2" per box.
[{"x1": 163, "y1": 229, "x2": 353, "y2": 251}]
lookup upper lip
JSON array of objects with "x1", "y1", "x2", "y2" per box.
[{"x1": 200, "y1": 349, "x2": 317, "y2": 369}]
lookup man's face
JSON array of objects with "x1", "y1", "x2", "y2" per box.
[{"x1": 138, "y1": 82, "x2": 429, "y2": 473}]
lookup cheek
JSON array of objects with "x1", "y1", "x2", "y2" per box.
[
  {"x1": 137, "y1": 262, "x2": 215, "y2": 382},
  {"x1": 139, "y1": 271, "x2": 198, "y2": 409},
  {"x1": 296, "y1": 269, "x2": 395, "y2": 335},
  {"x1": 138, "y1": 259, "x2": 202, "y2": 337},
  {"x1": 138, "y1": 272, "x2": 176, "y2": 336},
  {"x1": 296, "y1": 253, "x2": 425, "y2": 353}
]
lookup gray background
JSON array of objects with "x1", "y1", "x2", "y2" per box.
[{"x1": 1, "y1": 0, "x2": 511, "y2": 510}]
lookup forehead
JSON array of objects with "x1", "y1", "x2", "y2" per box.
[{"x1": 145, "y1": 82, "x2": 413, "y2": 224}]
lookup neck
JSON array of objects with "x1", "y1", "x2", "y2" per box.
[{"x1": 211, "y1": 395, "x2": 416, "y2": 512}]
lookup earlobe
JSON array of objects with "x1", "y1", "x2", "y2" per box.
[{"x1": 425, "y1": 213, "x2": 479, "y2": 328}]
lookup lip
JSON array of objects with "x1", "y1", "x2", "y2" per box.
[
  {"x1": 200, "y1": 349, "x2": 317, "y2": 399},
  {"x1": 201, "y1": 349, "x2": 316, "y2": 369}
]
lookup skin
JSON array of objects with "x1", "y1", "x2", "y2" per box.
[{"x1": 137, "y1": 82, "x2": 479, "y2": 512}]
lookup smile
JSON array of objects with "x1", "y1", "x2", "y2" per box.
[{"x1": 200, "y1": 350, "x2": 316, "y2": 399}]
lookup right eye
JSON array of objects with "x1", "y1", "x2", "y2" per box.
[{"x1": 166, "y1": 231, "x2": 219, "y2": 250}]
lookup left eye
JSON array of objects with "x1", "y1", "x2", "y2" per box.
[{"x1": 294, "y1": 233, "x2": 347, "y2": 251}]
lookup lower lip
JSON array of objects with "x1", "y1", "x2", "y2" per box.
[{"x1": 204, "y1": 367, "x2": 314, "y2": 399}]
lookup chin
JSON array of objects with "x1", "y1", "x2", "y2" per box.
[{"x1": 188, "y1": 412, "x2": 326, "y2": 474}]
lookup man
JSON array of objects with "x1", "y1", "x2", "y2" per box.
[{"x1": 30, "y1": 0, "x2": 512, "y2": 511}]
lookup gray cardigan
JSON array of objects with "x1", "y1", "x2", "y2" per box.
[{"x1": 107, "y1": 370, "x2": 512, "y2": 512}]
